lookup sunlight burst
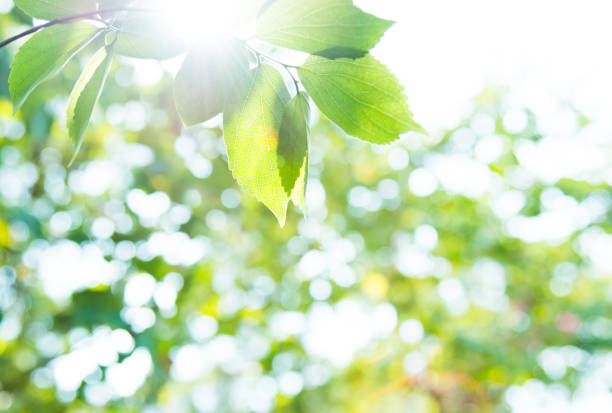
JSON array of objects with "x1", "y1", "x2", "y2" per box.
[{"x1": 160, "y1": 0, "x2": 244, "y2": 44}]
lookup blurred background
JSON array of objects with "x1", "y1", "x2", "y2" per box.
[{"x1": 1, "y1": 0, "x2": 612, "y2": 412}]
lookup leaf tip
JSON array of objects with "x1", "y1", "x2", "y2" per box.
[
  {"x1": 9, "y1": 86, "x2": 23, "y2": 116},
  {"x1": 67, "y1": 130, "x2": 83, "y2": 168},
  {"x1": 275, "y1": 210, "x2": 287, "y2": 228},
  {"x1": 412, "y1": 122, "x2": 429, "y2": 136}
]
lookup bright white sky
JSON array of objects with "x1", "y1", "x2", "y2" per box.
[{"x1": 357, "y1": 0, "x2": 612, "y2": 133}]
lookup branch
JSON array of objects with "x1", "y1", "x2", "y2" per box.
[{"x1": 0, "y1": 7, "x2": 155, "y2": 49}]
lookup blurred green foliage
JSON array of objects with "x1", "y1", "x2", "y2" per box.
[{"x1": 1, "y1": 6, "x2": 612, "y2": 413}]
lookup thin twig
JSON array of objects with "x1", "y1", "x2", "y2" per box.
[{"x1": 0, "y1": 7, "x2": 155, "y2": 49}]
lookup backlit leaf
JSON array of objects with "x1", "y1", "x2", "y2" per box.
[
  {"x1": 66, "y1": 46, "x2": 113, "y2": 164},
  {"x1": 257, "y1": 0, "x2": 393, "y2": 58},
  {"x1": 298, "y1": 54, "x2": 424, "y2": 144},
  {"x1": 290, "y1": 153, "x2": 307, "y2": 212},
  {"x1": 9, "y1": 22, "x2": 100, "y2": 113},
  {"x1": 278, "y1": 92, "x2": 310, "y2": 199},
  {"x1": 223, "y1": 65, "x2": 291, "y2": 226},
  {"x1": 14, "y1": 0, "x2": 97, "y2": 20},
  {"x1": 174, "y1": 38, "x2": 249, "y2": 126}
]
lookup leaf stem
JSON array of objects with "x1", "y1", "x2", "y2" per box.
[
  {"x1": 242, "y1": 42, "x2": 301, "y2": 93},
  {"x1": 0, "y1": 7, "x2": 155, "y2": 49},
  {"x1": 261, "y1": 53, "x2": 299, "y2": 70}
]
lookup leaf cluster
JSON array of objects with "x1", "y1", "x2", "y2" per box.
[{"x1": 6, "y1": 0, "x2": 423, "y2": 224}]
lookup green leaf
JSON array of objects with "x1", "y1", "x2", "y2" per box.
[
  {"x1": 14, "y1": 0, "x2": 97, "y2": 20},
  {"x1": 298, "y1": 54, "x2": 424, "y2": 144},
  {"x1": 278, "y1": 92, "x2": 309, "y2": 199},
  {"x1": 174, "y1": 38, "x2": 249, "y2": 127},
  {"x1": 9, "y1": 22, "x2": 100, "y2": 113},
  {"x1": 223, "y1": 64, "x2": 291, "y2": 226},
  {"x1": 257, "y1": 0, "x2": 393, "y2": 58},
  {"x1": 114, "y1": 16, "x2": 186, "y2": 59},
  {"x1": 66, "y1": 46, "x2": 113, "y2": 164},
  {"x1": 290, "y1": 153, "x2": 307, "y2": 212}
]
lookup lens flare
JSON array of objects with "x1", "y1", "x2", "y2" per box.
[{"x1": 160, "y1": 0, "x2": 250, "y2": 44}]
